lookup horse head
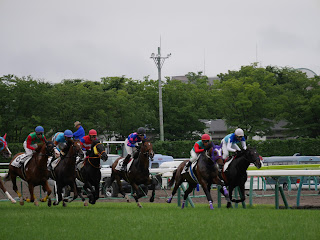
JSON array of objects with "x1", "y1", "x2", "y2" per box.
[
  {"x1": 210, "y1": 143, "x2": 223, "y2": 165},
  {"x1": 45, "y1": 140, "x2": 55, "y2": 156},
  {"x1": 141, "y1": 139, "x2": 154, "y2": 161},
  {"x1": 73, "y1": 140, "x2": 84, "y2": 160},
  {"x1": 244, "y1": 146, "x2": 262, "y2": 169},
  {"x1": 0, "y1": 134, "x2": 11, "y2": 158},
  {"x1": 92, "y1": 140, "x2": 108, "y2": 161}
]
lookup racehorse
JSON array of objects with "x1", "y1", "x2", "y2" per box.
[
  {"x1": 76, "y1": 140, "x2": 108, "y2": 206},
  {"x1": 49, "y1": 139, "x2": 84, "y2": 207},
  {"x1": 167, "y1": 143, "x2": 231, "y2": 209},
  {"x1": 4, "y1": 140, "x2": 55, "y2": 206},
  {"x1": 107, "y1": 139, "x2": 156, "y2": 208},
  {"x1": 221, "y1": 146, "x2": 262, "y2": 207},
  {"x1": 0, "y1": 134, "x2": 16, "y2": 203}
]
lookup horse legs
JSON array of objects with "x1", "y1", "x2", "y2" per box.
[
  {"x1": 40, "y1": 181, "x2": 52, "y2": 207},
  {"x1": 77, "y1": 186, "x2": 88, "y2": 206},
  {"x1": 0, "y1": 177, "x2": 16, "y2": 203},
  {"x1": 166, "y1": 178, "x2": 184, "y2": 203},
  {"x1": 10, "y1": 173, "x2": 24, "y2": 205},
  {"x1": 149, "y1": 176, "x2": 157, "y2": 202},
  {"x1": 181, "y1": 184, "x2": 196, "y2": 209},
  {"x1": 84, "y1": 182, "x2": 96, "y2": 204},
  {"x1": 199, "y1": 180, "x2": 215, "y2": 210},
  {"x1": 68, "y1": 180, "x2": 79, "y2": 203},
  {"x1": 27, "y1": 183, "x2": 38, "y2": 206},
  {"x1": 53, "y1": 182, "x2": 63, "y2": 206},
  {"x1": 228, "y1": 186, "x2": 235, "y2": 208},
  {"x1": 130, "y1": 182, "x2": 143, "y2": 208},
  {"x1": 114, "y1": 174, "x2": 128, "y2": 201},
  {"x1": 214, "y1": 176, "x2": 232, "y2": 208},
  {"x1": 234, "y1": 185, "x2": 246, "y2": 203}
]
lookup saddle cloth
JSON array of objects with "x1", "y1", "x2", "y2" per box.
[
  {"x1": 115, "y1": 157, "x2": 134, "y2": 171},
  {"x1": 223, "y1": 156, "x2": 235, "y2": 172},
  {"x1": 47, "y1": 156, "x2": 60, "y2": 170},
  {"x1": 10, "y1": 154, "x2": 32, "y2": 168},
  {"x1": 181, "y1": 161, "x2": 198, "y2": 183}
]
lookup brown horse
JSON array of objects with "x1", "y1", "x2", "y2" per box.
[
  {"x1": 4, "y1": 140, "x2": 55, "y2": 206},
  {"x1": 107, "y1": 139, "x2": 156, "y2": 208},
  {"x1": 0, "y1": 134, "x2": 16, "y2": 203},
  {"x1": 49, "y1": 139, "x2": 84, "y2": 207},
  {"x1": 167, "y1": 143, "x2": 231, "y2": 209}
]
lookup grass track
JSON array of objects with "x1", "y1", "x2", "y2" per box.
[{"x1": 0, "y1": 201, "x2": 319, "y2": 240}]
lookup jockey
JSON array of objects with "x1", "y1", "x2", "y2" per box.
[
  {"x1": 183, "y1": 134, "x2": 212, "y2": 172},
  {"x1": 80, "y1": 129, "x2": 98, "y2": 157},
  {"x1": 48, "y1": 130, "x2": 73, "y2": 170},
  {"x1": 120, "y1": 127, "x2": 146, "y2": 172},
  {"x1": 221, "y1": 128, "x2": 247, "y2": 161},
  {"x1": 20, "y1": 126, "x2": 47, "y2": 165},
  {"x1": 52, "y1": 130, "x2": 73, "y2": 154},
  {"x1": 73, "y1": 121, "x2": 85, "y2": 140}
]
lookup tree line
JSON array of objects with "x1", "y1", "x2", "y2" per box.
[{"x1": 0, "y1": 64, "x2": 319, "y2": 144}]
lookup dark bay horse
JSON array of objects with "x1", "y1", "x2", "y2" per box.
[
  {"x1": 0, "y1": 134, "x2": 16, "y2": 203},
  {"x1": 49, "y1": 139, "x2": 84, "y2": 207},
  {"x1": 76, "y1": 140, "x2": 108, "y2": 206},
  {"x1": 167, "y1": 143, "x2": 231, "y2": 209},
  {"x1": 4, "y1": 140, "x2": 55, "y2": 206},
  {"x1": 107, "y1": 139, "x2": 156, "y2": 208},
  {"x1": 222, "y1": 146, "x2": 262, "y2": 207}
]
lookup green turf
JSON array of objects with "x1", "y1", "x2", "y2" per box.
[{"x1": 0, "y1": 201, "x2": 319, "y2": 240}]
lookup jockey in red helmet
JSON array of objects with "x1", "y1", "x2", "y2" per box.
[
  {"x1": 183, "y1": 134, "x2": 212, "y2": 172},
  {"x1": 80, "y1": 129, "x2": 98, "y2": 158}
]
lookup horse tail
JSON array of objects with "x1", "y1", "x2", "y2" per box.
[
  {"x1": 167, "y1": 170, "x2": 177, "y2": 188},
  {"x1": 3, "y1": 172, "x2": 10, "y2": 182}
]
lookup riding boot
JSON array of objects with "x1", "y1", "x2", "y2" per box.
[
  {"x1": 184, "y1": 161, "x2": 192, "y2": 172},
  {"x1": 120, "y1": 154, "x2": 131, "y2": 172}
]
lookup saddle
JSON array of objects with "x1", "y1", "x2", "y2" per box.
[{"x1": 115, "y1": 157, "x2": 134, "y2": 172}]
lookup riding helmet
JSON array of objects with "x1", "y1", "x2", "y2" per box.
[
  {"x1": 235, "y1": 128, "x2": 244, "y2": 137},
  {"x1": 64, "y1": 129, "x2": 73, "y2": 137},
  {"x1": 35, "y1": 126, "x2": 44, "y2": 133},
  {"x1": 201, "y1": 134, "x2": 211, "y2": 141},
  {"x1": 89, "y1": 129, "x2": 97, "y2": 136},
  {"x1": 137, "y1": 127, "x2": 146, "y2": 135}
]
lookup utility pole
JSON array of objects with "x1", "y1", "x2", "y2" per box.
[{"x1": 150, "y1": 47, "x2": 171, "y2": 141}]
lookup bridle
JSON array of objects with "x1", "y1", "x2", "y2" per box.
[{"x1": 86, "y1": 142, "x2": 106, "y2": 168}]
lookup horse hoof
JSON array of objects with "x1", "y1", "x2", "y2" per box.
[
  {"x1": 19, "y1": 200, "x2": 24, "y2": 206},
  {"x1": 11, "y1": 199, "x2": 17, "y2": 204},
  {"x1": 84, "y1": 202, "x2": 88, "y2": 207},
  {"x1": 137, "y1": 203, "x2": 142, "y2": 208},
  {"x1": 227, "y1": 202, "x2": 232, "y2": 208},
  {"x1": 166, "y1": 198, "x2": 172, "y2": 203},
  {"x1": 150, "y1": 197, "x2": 154, "y2": 202},
  {"x1": 48, "y1": 199, "x2": 52, "y2": 207},
  {"x1": 63, "y1": 202, "x2": 66, "y2": 207}
]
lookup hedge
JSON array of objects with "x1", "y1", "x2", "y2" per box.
[
  {"x1": 1, "y1": 138, "x2": 320, "y2": 163},
  {"x1": 153, "y1": 138, "x2": 320, "y2": 158}
]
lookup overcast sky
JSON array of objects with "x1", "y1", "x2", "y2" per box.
[{"x1": 1, "y1": 0, "x2": 319, "y2": 83}]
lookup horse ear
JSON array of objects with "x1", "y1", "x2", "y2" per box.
[{"x1": 3, "y1": 133, "x2": 7, "y2": 140}]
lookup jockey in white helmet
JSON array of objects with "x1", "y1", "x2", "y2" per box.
[{"x1": 221, "y1": 128, "x2": 247, "y2": 160}]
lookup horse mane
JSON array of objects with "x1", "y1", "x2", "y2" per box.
[{"x1": 91, "y1": 139, "x2": 100, "y2": 146}]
